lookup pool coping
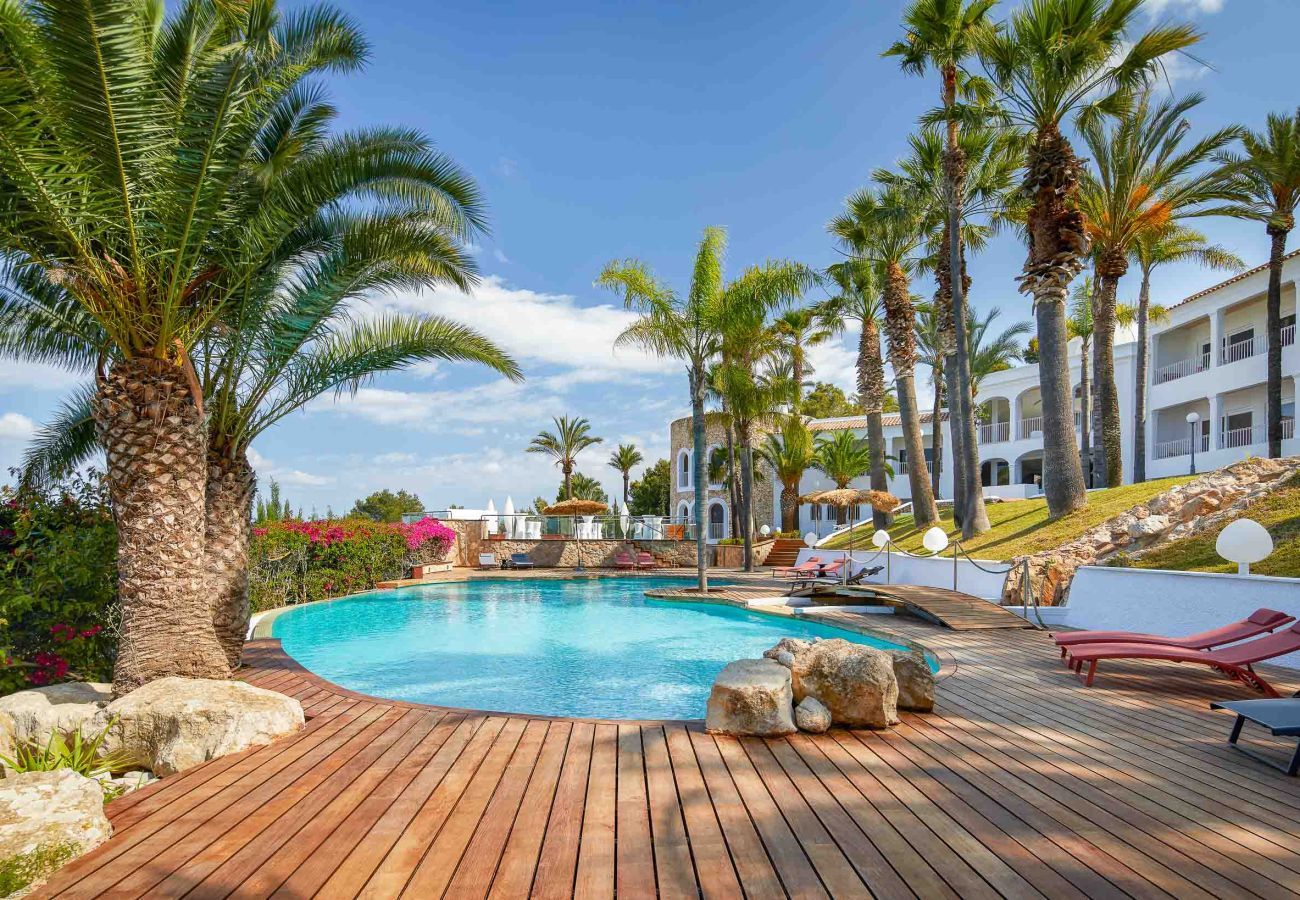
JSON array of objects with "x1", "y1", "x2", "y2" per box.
[{"x1": 248, "y1": 574, "x2": 956, "y2": 726}]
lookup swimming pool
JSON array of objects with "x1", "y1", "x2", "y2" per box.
[{"x1": 271, "y1": 576, "x2": 935, "y2": 720}]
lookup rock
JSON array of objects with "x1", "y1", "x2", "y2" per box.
[
  {"x1": 705, "y1": 660, "x2": 796, "y2": 737},
  {"x1": 88, "y1": 677, "x2": 304, "y2": 776},
  {"x1": 0, "y1": 769, "x2": 111, "y2": 883},
  {"x1": 0, "y1": 683, "x2": 112, "y2": 762},
  {"x1": 763, "y1": 638, "x2": 812, "y2": 669},
  {"x1": 105, "y1": 770, "x2": 157, "y2": 795},
  {"x1": 789, "y1": 639, "x2": 898, "y2": 729},
  {"x1": 1127, "y1": 515, "x2": 1170, "y2": 540},
  {"x1": 889, "y1": 650, "x2": 936, "y2": 712},
  {"x1": 794, "y1": 696, "x2": 831, "y2": 733}
]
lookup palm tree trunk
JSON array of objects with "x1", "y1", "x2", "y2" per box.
[
  {"x1": 780, "y1": 483, "x2": 798, "y2": 531},
  {"x1": 563, "y1": 464, "x2": 573, "y2": 500},
  {"x1": 1078, "y1": 338, "x2": 1091, "y2": 479},
  {"x1": 882, "y1": 263, "x2": 939, "y2": 526},
  {"x1": 96, "y1": 358, "x2": 229, "y2": 693},
  {"x1": 858, "y1": 321, "x2": 891, "y2": 530},
  {"x1": 725, "y1": 424, "x2": 740, "y2": 538},
  {"x1": 1036, "y1": 298, "x2": 1088, "y2": 516},
  {"x1": 689, "y1": 369, "x2": 708, "y2": 592},
  {"x1": 623, "y1": 472, "x2": 630, "y2": 505},
  {"x1": 739, "y1": 439, "x2": 754, "y2": 572},
  {"x1": 1133, "y1": 269, "x2": 1151, "y2": 482},
  {"x1": 791, "y1": 348, "x2": 805, "y2": 412},
  {"x1": 944, "y1": 352, "x2": 967, "y2": 527},
  {"x1": 1092, "y1": 266, "x2": 1124, "y2": 486},
  {"x1": 207, "y1": 449, "x2": 256, "y2": 670},
  {"x1": 1266, "y1": 227, "x2": 1287, "y2": 457},
  {"x1": 930, "y1": 373, "x2": 943, "y2": 498}
]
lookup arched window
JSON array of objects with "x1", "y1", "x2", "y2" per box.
[{"x1": 677, "y1": 448, "x2": 692, "y2": 491}]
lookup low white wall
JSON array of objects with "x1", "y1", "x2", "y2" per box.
[
  {"x1": 794, "y1": 548, "x2": 1010, "y2": 599},
  {"x1": 1067, "y1": 566, "x2": 1300, "y2": 670}
]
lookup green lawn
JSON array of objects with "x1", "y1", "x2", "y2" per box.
[
  {"x1": 821, "y1": 475, "x2": 1196, "y2": 561},
  {"x1": 1119, "y1": 473, "x2": 1300, "y2": 577}
]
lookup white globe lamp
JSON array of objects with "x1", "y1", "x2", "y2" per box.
[
  {"x1": 922, "y1": 526, "x2": 950, "y2": 555},
  {"x1": 872, "y1": 529, "x2": 891, "y2": 549},
  {"x1": 803, "y1": 531, "x2": 819, "y2": 548},
  {"x1": 760, "y1": 524, "x2": 771, "y2": 537},
  {"x1": 1215, "y1": 518, "x2": 1272, "y2": 575}
]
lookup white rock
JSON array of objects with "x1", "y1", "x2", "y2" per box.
[
  {"x1": 705, "y1": 659, "x2": 796, "y2": 737},
  {"x1": 0, "y1": 769, "x2": 111, "y2": 883},
  {"x1": 0, "y1": 683, "x2": 112, "y2": 761},
  {"x1": 1127, "y1": 515, "x2": 1171, "y2": 539},
  {"x1": 88, "y1": 677, "x2": 304, "y2": 776},
  {"x1": 790, "y1": 639, "x2": 899, "y2": 729},
  {"x1": 794, "y1": 696, "x2": 831, "y2": 733}
]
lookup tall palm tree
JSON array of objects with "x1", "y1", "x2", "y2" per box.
[
  {"x1": 772, "y1": 307, "x2": 834, "y2": 412},
  {"x1": 608, "y1": 443, "x2": 644, "y2": 505},
  {"x1": 977, "y1": 0, "x2": 1199, "y2": 516},
  {"x1": 820, "y1": 260, "x2": 892, "y2": 529},
  {"x1": 758, "y1": 416, "x2": 817, "y2": 532},
  {"x1": 1066, "y1": 277, "x2": 1096, "y2": 482},
  {"x1": 601, "y1": 227, "x2": 726, "y2": 591},
  {"x1": 1129, "y1": 225, "x2": 1243, "y2": 481},
  {"x1": 913, "y1": 302, "x2": 948, "y2": 497},
  {"x1": 812, "y1": 430, "x2": 875, "y2": 525},
  {"x1": 527, "y1": 416, "x2": 603, "y2": 501},
  {"x1": 0, "y1": 0, "x2": 464, "y2": 691},
  {"x1": 830, "y1": 186, "x2": 940, "y2": 527},
  {"x1": 1079, "y1": 91, "x2": 1240, "y2": 486},
  {"x1": 967, "y1": 306, "x2": 1032, "y2": 395},
  {"x1": 885, "y1": 0, "x2": 998, "y2": 536},
  {"x1": 1218, "y1": 108, "x2": 1300, "y2": 458}
]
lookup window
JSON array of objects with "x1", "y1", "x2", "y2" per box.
[
  {"x1": 810, "y1": 503, "x2": 822, "y2": 522},
  {"x1": 1228, "y1": 328, "x2": 1254, "y2": 347},
  {"x1": 678, "y1": 450, "x2": 692, "y2": 490},
  {"x1": 1225, "y1": 410, "x2": 1253, "y2": 432}
]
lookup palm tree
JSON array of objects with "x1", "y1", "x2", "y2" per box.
[
  {"x1": 601, "y1": 228, "x2": 726, "y2": 591},
  {"x1": 0, "y1": 0, "x2": 460, "y2": 691},
  {"x1": 812, "y1": 431, "x2": 875, "y2": 525},
  {"x1": 977, "y1": 0, "x2": 1199, "y2": 516},
  {"x1": 1078, "y1": 91, "x2": 1240, "y2": 486},
  {"x1": 758, "y1": 416, "x2": 817, "y2": 532},
  {"x1": 830, "y1": 186, "x2": 940, "y2": 527},
  {"x1": 772, "y1": 307, "x2": 834, "y2": 412},
  {"x1": 608, "y1": 444, "x2": 644, "y2": 505},
  {"x1": 914, "y1": 303, "x2": 947, "y2": 498},
  {"x1": 528, "y1": 416, "x2": 604, "y2": 501},
  {"x1": 967, "y1": 306, "x2": 1032, "y2": 395},
  {"x1": 1129, "y1": 225, "x2": 1243, "y2": 480},
  {"x1": 885, "y1": 0, "x2": 999, "y2": 535},
  {"x1": 1066, "y1": 277, "x2": 1096, "y2": 482},
  {"x1": 1218, "y1": 108, "x2": 1300, "y2": 458},
  {"x1": 820, "y1": 260, "x2": 892, "y2": 529}
]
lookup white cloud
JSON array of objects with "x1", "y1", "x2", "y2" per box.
[
  {"x1": 0, "y1": 412, "x2": 36, "y2": 442},
  {"x1": 492, "y1": 247, "x2": 509, "y2": 264},
  {"x1": 374, "y1": 451, "x2": 417, "y2": 466},
  {"x1": 246, "y1": 446, "x2": 333, "y2": 487},
  {"x1": 1145, "y1": 0, "x2": 1224, "y2": 15},
  {"x1": 495, "y1": 157, "x2": 519, "y2": 178},
  {"x1": 0, "y1": 360, "x2": 83, "y2": 394}
]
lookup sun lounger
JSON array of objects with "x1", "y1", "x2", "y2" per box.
[
  {"x1": 614, "y1": 551, "x2": 635, "y2": 569},
  {"x1": 503, "y1": 552, "x2": 535, "y2": 569},
  {"x1": 845, "y1": 565, "x2": 884, "y2": 586},
  {"x1": 1053, "y1": 608, "x2": 1293, "y2": 656},
  {"x1": 1065, "y1": 622, "x2": 1300, "y2": 696},
  {"x1": 775, "y1": 556, "x2": 821, "y2": 578},
  {"x1": 636, "y1": 551, "x2": 656, "y2": 570},
  {"x1": 477, "y1": 553, "x2": 499, "y2": 569},
  {"x1": 787, "y1": 559, "x2": 845, "y2": 594},
  {"x1": 1209, "y1": 697, "x2": 1300, "y2": 776}
]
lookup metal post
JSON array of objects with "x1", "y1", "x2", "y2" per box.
[
  {"x1": 952, "y1": 542, "x2": 959, "y2": 592},
  {"x1": 1189, "y1": 421, "x2": 1197, "y2": 475},
  {"x1": 886, "y1": 542, "x2": 892, "y2": 584}
]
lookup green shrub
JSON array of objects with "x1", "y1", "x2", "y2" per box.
[
  {"x1": 0, "y1": 842, "x2": 79, "y2": 897},
  {"x1": 0, "y1": 476, "x2": 117, "y2": 696}
]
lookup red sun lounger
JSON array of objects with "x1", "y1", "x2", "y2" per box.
[
  {"x1": 775, "y1": 556, "x2": 822, "y2": 578},
  {"x1": 1054, "y1": 608, "x2": 1294, "y2": 656},
  {"x1": 1066, "y1": 622, "x2": 1300, "y2": 697}
]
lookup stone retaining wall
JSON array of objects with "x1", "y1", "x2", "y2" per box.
[{"x1": 477, "y1": 538, "x2": 703, "y2": 568}]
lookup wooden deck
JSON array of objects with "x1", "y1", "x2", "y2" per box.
[
  {"x1": 36, "y1": 617, "x2": 1300, "y2": 898},
  {"x1": 823, "y1": 584, "x2": 1036, "y2": 630}
]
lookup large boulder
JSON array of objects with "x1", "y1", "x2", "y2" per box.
[
  {"x1": 786, "y1": 639, "x2": 899, "y2": 729},
  {"x1": 0, "y1": 683, "x2": 112, "y2": 761},
  {"x1": 0, "y1": 769, "x2": 111, "y2": 887},
  {"x1": 88, "y1": 677, "x2": 304, "y2": 776},
  {"x1": 794, "y1": 696, "x2": 831, "y2": 733},
  {"x1": 705, "y1": 659, "x2": 796, "y2": 737},
  {"x1": 889, "y1": 650, "x2": 935, "y2": 712}
]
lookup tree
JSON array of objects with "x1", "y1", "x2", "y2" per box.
[
  {"x1": 1129, "y1": 225, "x2": 1242, "y2": 481},
  {"x1": 830, "y1": 186, "x2": 940, "y2": 527},
  {"x1": 978, "y1": 0, "x2": 1198, "y2": 516},
  {"x1": 759, "y1": 416, "x2": 818, "y2": 532},
  {"x1": 968, "y1": 306, "x2": 1032, "y2": 394},
  {"x1": 1218, "y1": 108, "x2": 1300, "y2": 458},
  {"x1": 885, "y1": 0, "x2": 1001, "y2": 537},
  {"x1": 812, "y1": 431, "x2": 874, "y2": 525},
  {"x1": 820, "y1": 261, "x2": 893, "y2": 529},
  {"x1": 607, "y1": 444, "x2": 644, "y2": 505},
  {"x1": 772, "y1": 308, "x2": 834, "y2": 412},
  {"x1": 801, "y1": 382, "x2": 863, "y2": 419},
  {"x1": 559, "y1": 473, "x2": 608, "y2": 505},
  {"x1": 350, "y1": 489, "x2": 424, "y2": 523},
  {"x1": 527, "y1": 416, "x2": 603, "y2": 501},
  {"x1": 601, "y1": 228, "x2": 726, "y2": 592},
  {"x1": 913, "y1": 303, "x2": 949, "y2": 497},
  {"x1": 1079, "y1": 91, "x2": 1240, "y2": 485},
  {"x1": 628, "y1": 459, "x2": 671, "y2": 517},
  {"x1": 254, "y1": 479, "x2": 294, "y2": 524},
  {"x1": 1067, "y1": 277, "x2": 1097, "y2": 482}
]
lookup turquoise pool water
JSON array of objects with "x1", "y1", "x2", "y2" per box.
[{"x1": 271, "y1": 576, "x2": 934, "y2": 720}]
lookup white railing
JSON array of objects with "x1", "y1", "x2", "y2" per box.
[
  {"x1": 1153, "y1": 433, "x2": 1210, "y2": 460},
  {"x1": 1221, "y1": 336, "x2": 1256, "y2": 365},
  {"x1": 1154, "y1": 352, "x2": 1209, "y2": 384},
  {"x1": 1285, "y1": 418, "x2": 1296, "y2": 440},
  {"x1": 1283, "y1": 323, "x2": 1296, "y2": 347},
  {"x1": 706, "y1": 521, "x2": 727, "y2": 541},
  {"x1": 977, "y1": 420, "x2": 1011, "y2": 444},
  {"x1": 1220, "y1": 424, "x2": 1261, "y2": 450},
  {"x1": 1018, "y1": 416, "x2": 1043, "y2": 439},
  {"x1": 897, "y1": 460, "x2": 908, "y2": 475}
]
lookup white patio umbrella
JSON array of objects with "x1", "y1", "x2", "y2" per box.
[
  {"x1": 503, "y1": 496, "x2": 516, "y2": 537},
  {"x1": 484, "y1": 498, "x2": 498, "y2": 535},
  {"x1": 619, "y1": 501, "x2": 631, "y2": 539}
]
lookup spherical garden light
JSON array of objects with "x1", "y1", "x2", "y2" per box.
[
  {"x1": 760, "y1": 524, "x2": 771, "y2": 537},
  {"x1": 872, "y1": 529, "x2": 891, "y2": 549},
  {"x1": 922, "y1": 526, "x2": 950, "y2": 555},
  {"x1": 1215, "y1": 518, "x2": 1273, "y2": 575},
  {"x1": 803, "y1": 531, "x2": 819, "y2": 548}
]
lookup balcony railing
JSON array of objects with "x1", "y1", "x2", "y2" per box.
[
  {"x1": 1154, "y1": 352, "x2": 1210, "y2": 384},
  {"x1": 1221, "y1": 337, "x2": 1256, "y2": 365},
  {"x1": 1153, "y1": 433, "x2": 1210, "y2": 460},
  {"x1": 1220, "y1": 424, "x2": 1261, "y2": 450},
  {"x1": 977, "y1": 420, "x2": 1011, "y2": 444},
  {"x1": 1286, "y1": 418, "x2": 1296, "y2": 440},
  {"x1": 1283, "y1": 323, "x2": 1296, "y2": 348},
  {"x1": 1018, "y1": 415, "x2": 1043, "y2": 439},
  {"x1": 483, "y1": 513, "x2": 697, "y2": 541},
  {"x1": 706, "y1": 521, "x2": 727, "y2": 541}
]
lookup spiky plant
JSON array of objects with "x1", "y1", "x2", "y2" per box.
[{"x1": 758, "y1": 416, "x2": 817, "y2": 532}]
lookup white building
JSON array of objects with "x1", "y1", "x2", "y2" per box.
[{"x1": 668, "y1": 250, "x2": 1299, "y2": 538}]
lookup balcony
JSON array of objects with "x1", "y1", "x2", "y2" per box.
[
  {"x1": 1153, "y1": 352, "x2": 1209, "y2": 385},
  {"x1": 1153, "y1": 433, "x2": 1210, "y2": 460},
  {"x1": 1284, "y1": 323, "x2": 1296, "y2": 347},
  {"x1": 1221, "y1": 336, "x2": 1256, "y2": 365},
  {"x1": 1018, "y1": 415, "x2": 1043, "y2": 440},
  {"x1": 977, "y1": 420, "x2": 1011, "y2": 444}
]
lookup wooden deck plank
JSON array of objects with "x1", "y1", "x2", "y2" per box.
[
  {"x1": 530, "y1": 720, "x2": 594, "y2": 900},
  {"x1": 614, "y1": 724, "x2": 658, "y2": 900},
  {"x1": 661, "y1": 726, "x2": 745, "y2": 900},
  {"x1": 572, "y1": 722, "x2": 619, "y2": 899},
  {"x1": 641, "y1": 726, "x2": 701, "y2": 899}
]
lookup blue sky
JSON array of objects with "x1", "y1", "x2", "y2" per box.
[{"x1": 0, "y1": 0, "x2": 1294, "y2": 514}]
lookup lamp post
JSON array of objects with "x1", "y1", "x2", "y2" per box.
[{"x1": 1186, "y1": 411, "x2": 1201, "y2": 475}]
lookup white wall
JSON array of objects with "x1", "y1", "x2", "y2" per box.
[
  {"x1": 1067, "y1": 566, "x2": 1300, "y2": 670},
  {"x1": 796, "y1": 547, "x2": 1009, "y2": 600}
]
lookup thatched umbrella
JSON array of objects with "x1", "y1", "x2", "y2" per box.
[
  {"x1": 543, "y1": 499, "x2": 610, "y2": 571},
  {"x1": 800, "y1": 488, "x2": 900, "y2": 581}
]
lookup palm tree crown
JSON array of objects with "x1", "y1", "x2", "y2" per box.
[
  {"x1": 608, "y1": 443, "x2": 644, "y2": 504},
  {"x1": 527, "y1": 416, "x2": 603, "y2": 500}
]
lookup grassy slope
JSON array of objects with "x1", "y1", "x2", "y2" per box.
[
  {"x1": 821, "y1": 475, "x2": 1195, "y2": 561},
  {"x1": 1121, "y1": 473, "x2": 1300, "y2": 577}
]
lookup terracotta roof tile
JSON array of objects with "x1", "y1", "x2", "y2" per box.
[
  {"x1": 808, "y1": 411, "x2": 947, "y2": 431},
  {"x1": 1167, "y1": 248, "x2": 1300, "y2": 310}
]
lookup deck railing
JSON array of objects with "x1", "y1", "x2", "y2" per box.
[
  {"x1": 1154, "y1": 352, "x2": 1210, "y2": 384},
  {"x1": 1221, "y1": 336, "x2": 1256, "y2": 365},
  {"x1": 1018, "y1": 415, "x2": 1043, "y2": 439},
  {"x1": 977, "y1": 420, "x2": 1011, "y2": 444}
]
